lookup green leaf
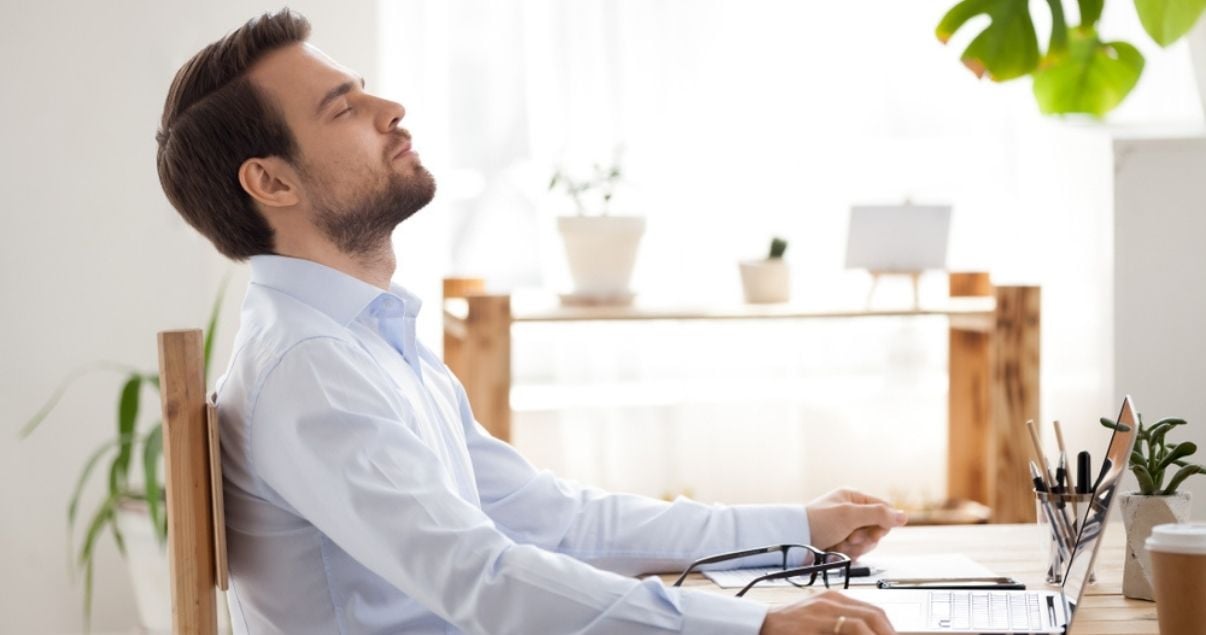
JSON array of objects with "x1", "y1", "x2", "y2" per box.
[
  {"x1": 142, "y1": 423, "x2": 166, "y2": 546},
  {"x1": 1160, "y1": 441, "x2": 1198, "y2": 468},
  {"x1": 1134, "y1": 463, "x2": 1158, "y2": 494},
  {"x1": 112, "y1": 375, "x2": 142, "y2": 491},
  {"x1": 67, "y1": 440, "x2": 118, "y2": 538},
  {"x1": 1046, "y1": 0, "x2": 1070, "y2": 54},
  {"x1": 1163, "y1": 463, "x2": 1206, "y2": 494},
  {"x1": 1135, "y1": 0, "x2": 1206, "y2": 46},
  {"x1": 937, "y1": 0, "x2": 1040, "y2": 81},
  {"x1": 78, "y1": 495, "x2": 117, "y2": 626},
  {"x1": 1078, "y1": 0, "x2": 1105, "y2": 26},
  {"x1": 203, "y1": 274, "x2": 231, "y2": 384},
  {"x1": 1101, "y1": 417, "x2": 1133, "y2": 433},
  {"x1": 17, "y1": 361, "x2": 138, "y2": 439},
  {"x1": 1033, "y1": 29, "x2": 1144, "y2": 117}
]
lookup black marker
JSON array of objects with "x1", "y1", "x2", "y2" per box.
[{"x1": 1076, "y1": 451, "x2": 1092, "y2": 495}]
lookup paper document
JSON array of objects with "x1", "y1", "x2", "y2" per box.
[{"x1": 702, "y1": 554, "x2": 997, "y2": 589}]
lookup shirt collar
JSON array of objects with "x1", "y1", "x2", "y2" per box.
[{"x1": 249, "y1": 255, "x2": 422, "y2": 326}]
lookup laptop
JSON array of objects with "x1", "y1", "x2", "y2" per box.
[{"x1": 845, "y1": 396, "x2": 1140, "y2": 633}]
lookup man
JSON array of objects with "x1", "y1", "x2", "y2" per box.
[{"x1": 157, "y1": 9, "x2": 905, "y2": 635}]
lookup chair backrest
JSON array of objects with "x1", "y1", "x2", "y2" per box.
[{"x1": 157, "y1": 329, "x2": 229, "y2": 635}]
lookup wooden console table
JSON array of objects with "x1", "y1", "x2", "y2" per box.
[{"x1": 442, "y1": 273, "x2": 1040, "y2": 522}]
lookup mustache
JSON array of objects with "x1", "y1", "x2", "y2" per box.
[{"x1": 385, "y1": 130, "x2": 413, "y2": 159}]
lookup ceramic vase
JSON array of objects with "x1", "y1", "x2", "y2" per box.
[
  {"x1": 738, "y1": 259, "x2": 790, "y2": 303},
  {"x1": 1119, "y1": 492, "x2": 1191, "y2": 600},
  {"x1": 556, "y1": 215, "x2": 645, "y2": 302}
]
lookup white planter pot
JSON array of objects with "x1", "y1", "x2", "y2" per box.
[
  {"x1": 738, "y1": 259, "x2": 791, "y2": 303},
  {"x1": 116, "y1": 503, "x2": 173, "y2": 634},
  {"x1": 116, "y1": 502, "x2": 232, "y2": 634},
  {"x1": 556, "y1": 215, "x2": 645, "y2": 300},
  {"x1": 1120, "y1": 492, "x2": 1192, "y2": 600}
]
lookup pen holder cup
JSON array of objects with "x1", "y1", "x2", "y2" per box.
[{"x1": 1035, "y1": 490, "x2": 1095, "y2": 584}]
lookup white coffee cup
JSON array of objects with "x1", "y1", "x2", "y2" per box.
[{"x1": 1146, "y1": 522, "x2": 1206, "y2": 635}]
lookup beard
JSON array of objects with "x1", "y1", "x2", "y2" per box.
[{"x1": 309, "y1": 164, "x2": 436, "y2": 257}]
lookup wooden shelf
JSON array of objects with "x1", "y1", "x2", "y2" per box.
[{"x1": 442, "y1": 274, "x2": 1040, "y2": 523}]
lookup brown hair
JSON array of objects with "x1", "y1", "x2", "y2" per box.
[{"x1": 156, "y1": 9, "x2": 311, "y2": 260}]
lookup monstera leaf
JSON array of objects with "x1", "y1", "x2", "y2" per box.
[
  {"x1": 1134, "y1": 0, "x2": 1206, "y2": 45},
  {"x1": 1033, "y1": 28, "x2": 1145, "y2": 117},
  {"x1": 937, "y1": 0, "x2": 1040, "y2": 80}
]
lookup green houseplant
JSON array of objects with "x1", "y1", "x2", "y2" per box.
[
  {"x1": 1101, "y1": 412, "x2": 1206, "y2": 599},
  {"x1": 548, "y1": 153, "x2": 645, "y2": 303},
  {"x1": 19, "y1": 284, "x2": 226, "y2": 629},
  {"x1": 936, "y1": 0, "x2": 1206, "y2": 117}
]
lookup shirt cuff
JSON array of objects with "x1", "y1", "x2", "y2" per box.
[
  {"x1": 732, "y1": 504, "x2": 811, "y2": 566},
  {"x1": 680, "y1": 588, "x2": 768, "y2": 635}
]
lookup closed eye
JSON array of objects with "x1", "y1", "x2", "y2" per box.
[{"x1": 335, "y1": 107, "x2": 353, "y2": 118}]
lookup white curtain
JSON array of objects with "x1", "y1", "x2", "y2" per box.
[{"x1": 378, "y1": 0, "x2": 1201, "y2": 505}]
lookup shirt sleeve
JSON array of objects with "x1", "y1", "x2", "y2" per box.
[
  {"x1": 447, "y1": 367, "x2": 812, "y2": 577},
  {"x1": 249, "y1": 337, "x2": 768, "y2": 635}
]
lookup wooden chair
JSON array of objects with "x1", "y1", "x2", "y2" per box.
[{"x1": 157, "y1": 329, "x2": 229, "y2": 634}]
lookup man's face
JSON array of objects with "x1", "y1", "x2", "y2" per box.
[{"x1": 248, "y1": 42, "x2": 435, "y2": 254}]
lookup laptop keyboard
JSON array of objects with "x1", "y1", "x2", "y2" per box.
[{"x1": 928, "y1": 591, "x2": 1044, "y2": 631}]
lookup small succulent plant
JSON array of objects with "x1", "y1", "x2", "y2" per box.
[
  {"x1": 1102, "y1": 414, "x2": 1206, "y2": 495},
  {"x1": 768, "y1": 237, "x2": 788, "y2": 260}
]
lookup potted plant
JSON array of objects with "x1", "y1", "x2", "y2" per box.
[
  {"x1": 739, "y1": 237, "x2": 791, "y2": 304},
  {"x1": 1101, "y1": 413, "x2": 1206, "y2": 600},
  {"x1": 936, "y1": 0, "x2": 1206, "y2": 117},
  {"x1": 548, "y1": 154, "x2": 645, "y2": 304},
  {"x1": 19, "y1": 285, "x2": 227, "y2": 632}
]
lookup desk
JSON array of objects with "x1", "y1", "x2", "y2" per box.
[
  {"x1": 443, "y1": 273, "x2": 1041, "y2": 522},
  {"x1": 665, "y1": 524, "x2": 1156, "y2": 634}
]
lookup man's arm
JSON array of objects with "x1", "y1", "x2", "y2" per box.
[
  {"x1": 447, "y1": 368, "x2": 811, "y2": 576},
  {"x1": 447, "y1": 364, "x2": 907, "y2": 574},
  {"x1": 250, "y1": 338, "x2": 768, "y2": 634}
]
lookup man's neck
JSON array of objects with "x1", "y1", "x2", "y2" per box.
[{"x1": 276, "y1": 237, "x2": 397, "y2": 291}]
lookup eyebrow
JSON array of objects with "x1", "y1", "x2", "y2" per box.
[{"x1": 315, "y1": 76, "x2": 367, "y2": 117}]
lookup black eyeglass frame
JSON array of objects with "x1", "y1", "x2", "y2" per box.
[{"x1": 671, "y1": 544, "x2": 852, "y2": 597}]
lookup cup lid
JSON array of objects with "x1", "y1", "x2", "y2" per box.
[{"x1": 1146, "y1": 522, "x2": 1206, "y2": 555}]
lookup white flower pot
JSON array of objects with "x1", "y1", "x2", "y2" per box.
[
  {"x1": 116, "y1": 502, "x2": 232, "y2": 634},
  {"x1": 1120, "y1": 492, "x2": 1192, "y2": 600},
  {"x1": 557, "y1": 215, "x2": 645, "y2": 300},
  {"x1": 739, "y1": 259, "x2": 791, "y2": 303},
  {"x1": 116, "y1": 503, "x2": 173, "y2": 634}
]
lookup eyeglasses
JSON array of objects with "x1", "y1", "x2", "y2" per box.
[{"x1": 671, "y1": 544, "x2": 852, "y2": 597}]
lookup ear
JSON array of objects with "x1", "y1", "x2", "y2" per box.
[{"x1": 238, "y1": 156, "x2": 301, "y2": 208}]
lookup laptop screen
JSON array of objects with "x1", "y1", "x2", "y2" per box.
[{"x1": 1060, "y1": 396, "x2": 1139, "y2": 607}]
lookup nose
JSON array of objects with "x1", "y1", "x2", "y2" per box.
[{"x1": 378, "y1": 97, "x2": 405, "y2": 133}]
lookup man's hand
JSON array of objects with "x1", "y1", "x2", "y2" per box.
[
  {"x1": 760, "y1": 590, "x2": 897, "y2": 635},
  {"x1": 805, "y1": 489, "x2": 907, "y2": 560}
]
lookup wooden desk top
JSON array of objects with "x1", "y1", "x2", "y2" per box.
[
  {"x1": 664, "y1": 524, "x2": 1157, "y2": 634},
  {"x1": 444, "y1": 294, "x2": 997, "y2": 324}
]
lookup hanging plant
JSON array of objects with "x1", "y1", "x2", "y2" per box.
[{"x1": 936, "y1": 0, "x2": 1206, "y2": 117}]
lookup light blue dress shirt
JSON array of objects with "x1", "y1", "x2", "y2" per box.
[{"x1": 215, "y1": 255, "x2": 811, "y2": 634}]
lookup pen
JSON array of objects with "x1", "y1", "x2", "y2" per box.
[
  {"x1": 1032, "y1": 462, "x2": 1074, "y2": 553},
  {"x1": 1054, "y1": 420, "x2": 1072, "y2": 493}
]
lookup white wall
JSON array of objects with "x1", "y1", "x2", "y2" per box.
[
  {"x1": 1114, "y1": 134, "x2": 1206, "y2": 516},
  {"x1": 0, "y1": 2, "x2": 378, "y2": 632}
]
